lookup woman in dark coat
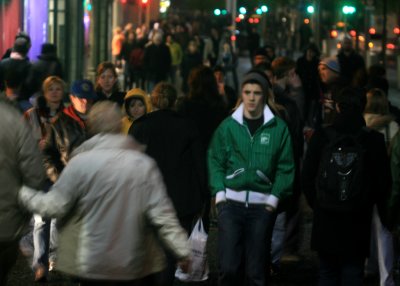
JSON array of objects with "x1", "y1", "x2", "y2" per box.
[{"x1": 95, "y1": 62, "x2": 125, "y2": 107}]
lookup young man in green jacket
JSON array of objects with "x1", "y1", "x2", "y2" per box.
[{"x1": 208, "y1": 70, "x2": 295, "y2": 286}]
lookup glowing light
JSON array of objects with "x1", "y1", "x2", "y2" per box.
[
  {"x1": 307, "y1": 5, "x2": 314, "y2": 14},
  {"x1": 368, "y1": 42, "x2": 374, "y2": 48},
  {"x1": 261, "y1": 5, "x2": 268, "y2": 13},
  {"x1": 358, "y1": 35, "x2": 365, "y2": 42},
  {"x1": 235, "y1": 17, "x2": 241, "y2": 23},
  {"x1": 221, "y1": 9, "x2": 227, "y2": 15},
  {"x1": 336, "y1": 43, "x2": 342, "y2": 49},
  {"x1": 349, "y1": 30, "x2": 356, "y2": 37},
  {"x1": 304, "y1": 18, "x2": 310, "y2": 24},
  {"x1": 239, "y1": 14, "x2": 245, "y2": 19},
  {"x1": 84, "y1": 14, "x2": 90, "y2": 25},
  {"x1": 394, "y1": 27, "x2": 400, "y2": 35},
  {"x1": 369, "y1": 27, "x2": 376, "y2": 35},
  {"x1": 256, "y1": 8, "x2": 262, "y2": 15},
  {"x1": 239, "y1": 7, "x2": 247, "y2": 14},
  {"x1": 342, "y1": 5, "x2": 356, "y2": 14},
  {"x1": 230, "y1": 35, "x2": 236, "y2": 41},
  {"x1": 330, "y1": 30, "x2": 338, "y2": 38},
  {"x1": 254, "y1": 18, "x2": 260, "y2": 24},
  {"x1": 387, "y1": 43, "x2": 395, "y2": 49},
  {"x1": 249, "y1": 18, "x2": 254, "y2": 24},
  {"x1": 214, "y1": 9, "x2": 221, "y2": 16}
]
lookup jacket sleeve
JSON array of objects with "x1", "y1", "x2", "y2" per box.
[
  {"x1": 389, "y1": 132, "x2": 400, "y2": 227},
  {"x1": 302, "y1": 130, "x2": 325, "y2": 209},
  {"x1": 19, "y1": 159, "x2": 82, "y2": 219},
  {"x1": 207, "y1": 124, "x2": 228, "y2": 196},
  {"x1": 144, "y1": 163, "x2": 190, "y2": 260},
  {"x1": 42, "y1": 123, "x2": 63, "y2": 182},
  {"x1": 16, "y1": 115, "x2": 46, "y2": 189},
  {"x1": 269, "y1": 125, "x2": 295, "y2": 205}
]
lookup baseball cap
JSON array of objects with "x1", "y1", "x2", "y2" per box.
[
  {"x1": 71, "y1": 80, "x2": 97, "y2": 99},
  {"x1": 319, "y1": 57, "x2": 341, "y2": 73}
]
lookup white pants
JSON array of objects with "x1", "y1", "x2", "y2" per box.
[{"x1": 366, "y1": 206, "x2": 395, "y2": 286}]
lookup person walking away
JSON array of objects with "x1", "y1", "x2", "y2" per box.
[
  {"x1": 181, "y1": 40, "x2": 203, "y2": 94},
  {"x1": 208, "y1": 71, "x2": 295, "y2": 286},
  {"x1": 20, "y1": 101, "x2": 190, "y2": 285},
  {"x1": 363, "y1": 88, "x2": 398, "y2": 286},
  {"x1": 129, "y1": 82, "x2": 208, "y2": 286},
  {"x1": 0, "y1": 100, "x2": 45, "y2": 285},
  {"x1": 302, "y1": 87, "x2": 391, "y2": 286}
]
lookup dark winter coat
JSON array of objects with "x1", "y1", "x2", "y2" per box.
[
  {"x1": 129, "y1": 109, "x2": 208, "y2": 218},
  {"x1": 43, "y1": 105, "x2": 87, "y2": 183},
  {"x1": 302, "y1": 112, "x2": 391, "y2": 257},
  {"x1": 96, "y1": 91, "x2": 125, "y2": 107},
  {"x1": 143, "y1": 43, "x2": 171, "y2": 82},
  {"x1": 29, "y1": 54, "x2": 63, "y2": 94}
]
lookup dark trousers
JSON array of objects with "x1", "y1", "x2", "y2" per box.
[
  {"x1": 217, "y1": 201, "x2": 277, "y2": 286},
  {"x1": 0, "y1": 241, "x2": 19, "y2": 286},
  {"x1": 318, "y1": 253, "x2": 365, "y2": 286}
]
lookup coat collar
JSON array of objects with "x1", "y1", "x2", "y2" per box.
[{"x1": 231, "y1": 103, "x2": 275, "y2": 126}]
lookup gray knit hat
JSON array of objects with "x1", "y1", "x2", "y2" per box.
[
  {"x1": 319, "y1": 57, "x2": 341, "y2": 73},
  {"x1": 241, "y1": 70, "x2": 271, "y2": 97}
]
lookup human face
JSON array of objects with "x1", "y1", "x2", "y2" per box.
[
  {"x1": 70, "y1": 95, "x2": 92, "y2": 114},
  {"x1": 44, "y1": 83, "x2": 63, "y2": 105},
  {"x1": 318, "y1": 64, "x2": 338, "y2": 84},
  {"x1": 241, "y1": 83, "x2": 264, "y2": 119},
  {"x1": 128, "y1": 99, "x2": 146, "y2": 120},
  {"x1": 98, "y1": 69, "x2": 117, "y2": 94}
]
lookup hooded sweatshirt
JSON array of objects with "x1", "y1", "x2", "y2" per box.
[{"x1": 121, "y1": 89, "x2": 151, "y2": 134}]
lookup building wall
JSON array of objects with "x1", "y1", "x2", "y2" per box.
[{"x1": 0, "y1": 0, "x2": 23, "y2": 57}]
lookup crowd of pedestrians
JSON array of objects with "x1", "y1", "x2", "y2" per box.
[{"x1": 0, "y1": 17, "x2": 400, "y2": 286}]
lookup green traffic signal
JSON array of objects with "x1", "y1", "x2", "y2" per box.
[
  {"x1": 261, "y1": 5, "x2": 268, "y2": 13},
  {"x1": 214, "y1": 8, "x2": 221, "y2": 16},
  {"x1": 256, "y1": 8, "x2": 262, "y2": 15},
  {"x1": 307, "y1": 5, "x2": 314, "y2": 14},
  {"x1": 342, "y1": 5, "x2": 356, "y2": 14},
  {"x1": 239, "y1": 7, "x2": 247, "y2": 14}
]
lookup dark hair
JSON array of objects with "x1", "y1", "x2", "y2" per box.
[
  {"x1": 188, "y1": 66, "x2": 220, "y2": 103},
  {"x1": 13, "y1": 38, "x2": 30, "y2": 56},
  {"x1": 254, "y1": 62, "x2": 272, "y2": 74},
  {"x1": 271, "y1": 57, "x2": 296, "y2": 79},
  {"x1": 333, "y1": 87, "x2": 366, "y2": 114},
  {"x1": 4, "y1": 66, "x2": 25, "y2": 89},
  {"x1": 365, "y1": 88, "x2": 389, "y2": 115}
]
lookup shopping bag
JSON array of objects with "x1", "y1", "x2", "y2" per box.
[{"x1": 175, "y1": 218, "x2": 209, "y2": 281}]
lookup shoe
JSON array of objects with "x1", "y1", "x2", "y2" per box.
[
  {"x1": 34, "y1": 265, "x2": 47, "y2": 282},
  {"x1": 48, "y1": 261, "x2": 56, "y2": 272}
]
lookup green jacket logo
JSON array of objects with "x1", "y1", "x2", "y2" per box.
[{"x1": 260, "y1": 133, "x2": 270, "y2": 145}]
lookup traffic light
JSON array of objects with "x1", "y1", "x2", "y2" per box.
[
  {"x1": 256, "y1": 8, "x2": 262, "y2": 15},
  {"x1": 330, "y1": 30, "x2": 338, "y2": 38},
  {"x1": 342, "y1": 5, "x2": 356, "y2": 14},
  {"x1": 368, "y1": 27, "x2": 376, "y2": 35},
  {"x1": 306, "y1": 5, "x2": 314, "y2": 14},
  {"x1": 214, "y1": 9, "x2": 221, "y2": 16},
  {"x1": 349, "y1": 30, "x2": 357, "y2": 37},
  {"x1": 260, "y1": 5, "x2": 268, "y2": 13},
  {"x1": 239, "y1": 7, "x2": 247, "y2": 14},
  {"x1": 394, "y1": 27, "x2": 400, "y2": 35}
]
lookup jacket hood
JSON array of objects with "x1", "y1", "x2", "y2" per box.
[
  {"x1": 364, "y1": 113, "x2": 394, "y2": 130},
  {"x1": 71, "y1": 133, "x2": 144, "y2": 158},
  {"x1": 232, "y1": 103, "x2": 275, "y2": 126},
  {"x1": 123, "y1": 89, "x2": 152, "y2": 118}
]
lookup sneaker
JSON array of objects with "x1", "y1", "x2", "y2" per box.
[{"x1": 48, "y1": 261, "x2": 56, "y2": 272}]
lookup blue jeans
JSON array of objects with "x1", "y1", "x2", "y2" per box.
[
  {"x1": 217, "y1": 200, "x2": 277, "y2": 286},
  {"x1": 318, "y1": 253, "x2": 365, "y2": 286},
  {"x1": 32, "y1": 216, "x2": 57, "y2": 270}
]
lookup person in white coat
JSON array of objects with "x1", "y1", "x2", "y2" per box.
[{"x1": 19, "y1": 101, "x2": 190, "y2": 286}]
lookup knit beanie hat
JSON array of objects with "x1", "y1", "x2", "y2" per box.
[
  {"x1": 319, "y1": 57, "x2": 341, "y2": 73},
  {"x1": 241, "y1": 70, "x2": 271, "y2": 97}
]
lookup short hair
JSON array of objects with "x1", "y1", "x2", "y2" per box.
[
  {"x1": 13, "y1": 38, "x2": 30, "y2": 56},
  {"x1": 87, "y1": 101, "x2": 122, "y2": 135},
  {"x1": 42, "y1": 76, "x2": 65, "y2": 94},
  {"x1": 151, "y1": 82, "x2": 177, "y2": 110},
  {"x1": 271, "y1": 57, "x2": 296, "y2": 79},
  {"x1": 95, "y1": 62, "x2": 119, "y2": 92},
  {"x1": 333, "y1": 87, "x2": 366, "y2": 114},
  {"x1": 364, "y1": 88, "x2": 390, "y2": 115}
]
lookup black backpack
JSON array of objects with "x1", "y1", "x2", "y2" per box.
[{"x1": 316, "y1": 127, "x2": 367, "y2": 212}]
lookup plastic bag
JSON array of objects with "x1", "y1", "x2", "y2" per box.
[{"x1": 175, "y1": 218, "x2": 209, "y2": 282}]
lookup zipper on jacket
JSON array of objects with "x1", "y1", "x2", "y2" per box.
[{"x1": 245, "y1": 191, "x2": 249, "y2": 208}]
